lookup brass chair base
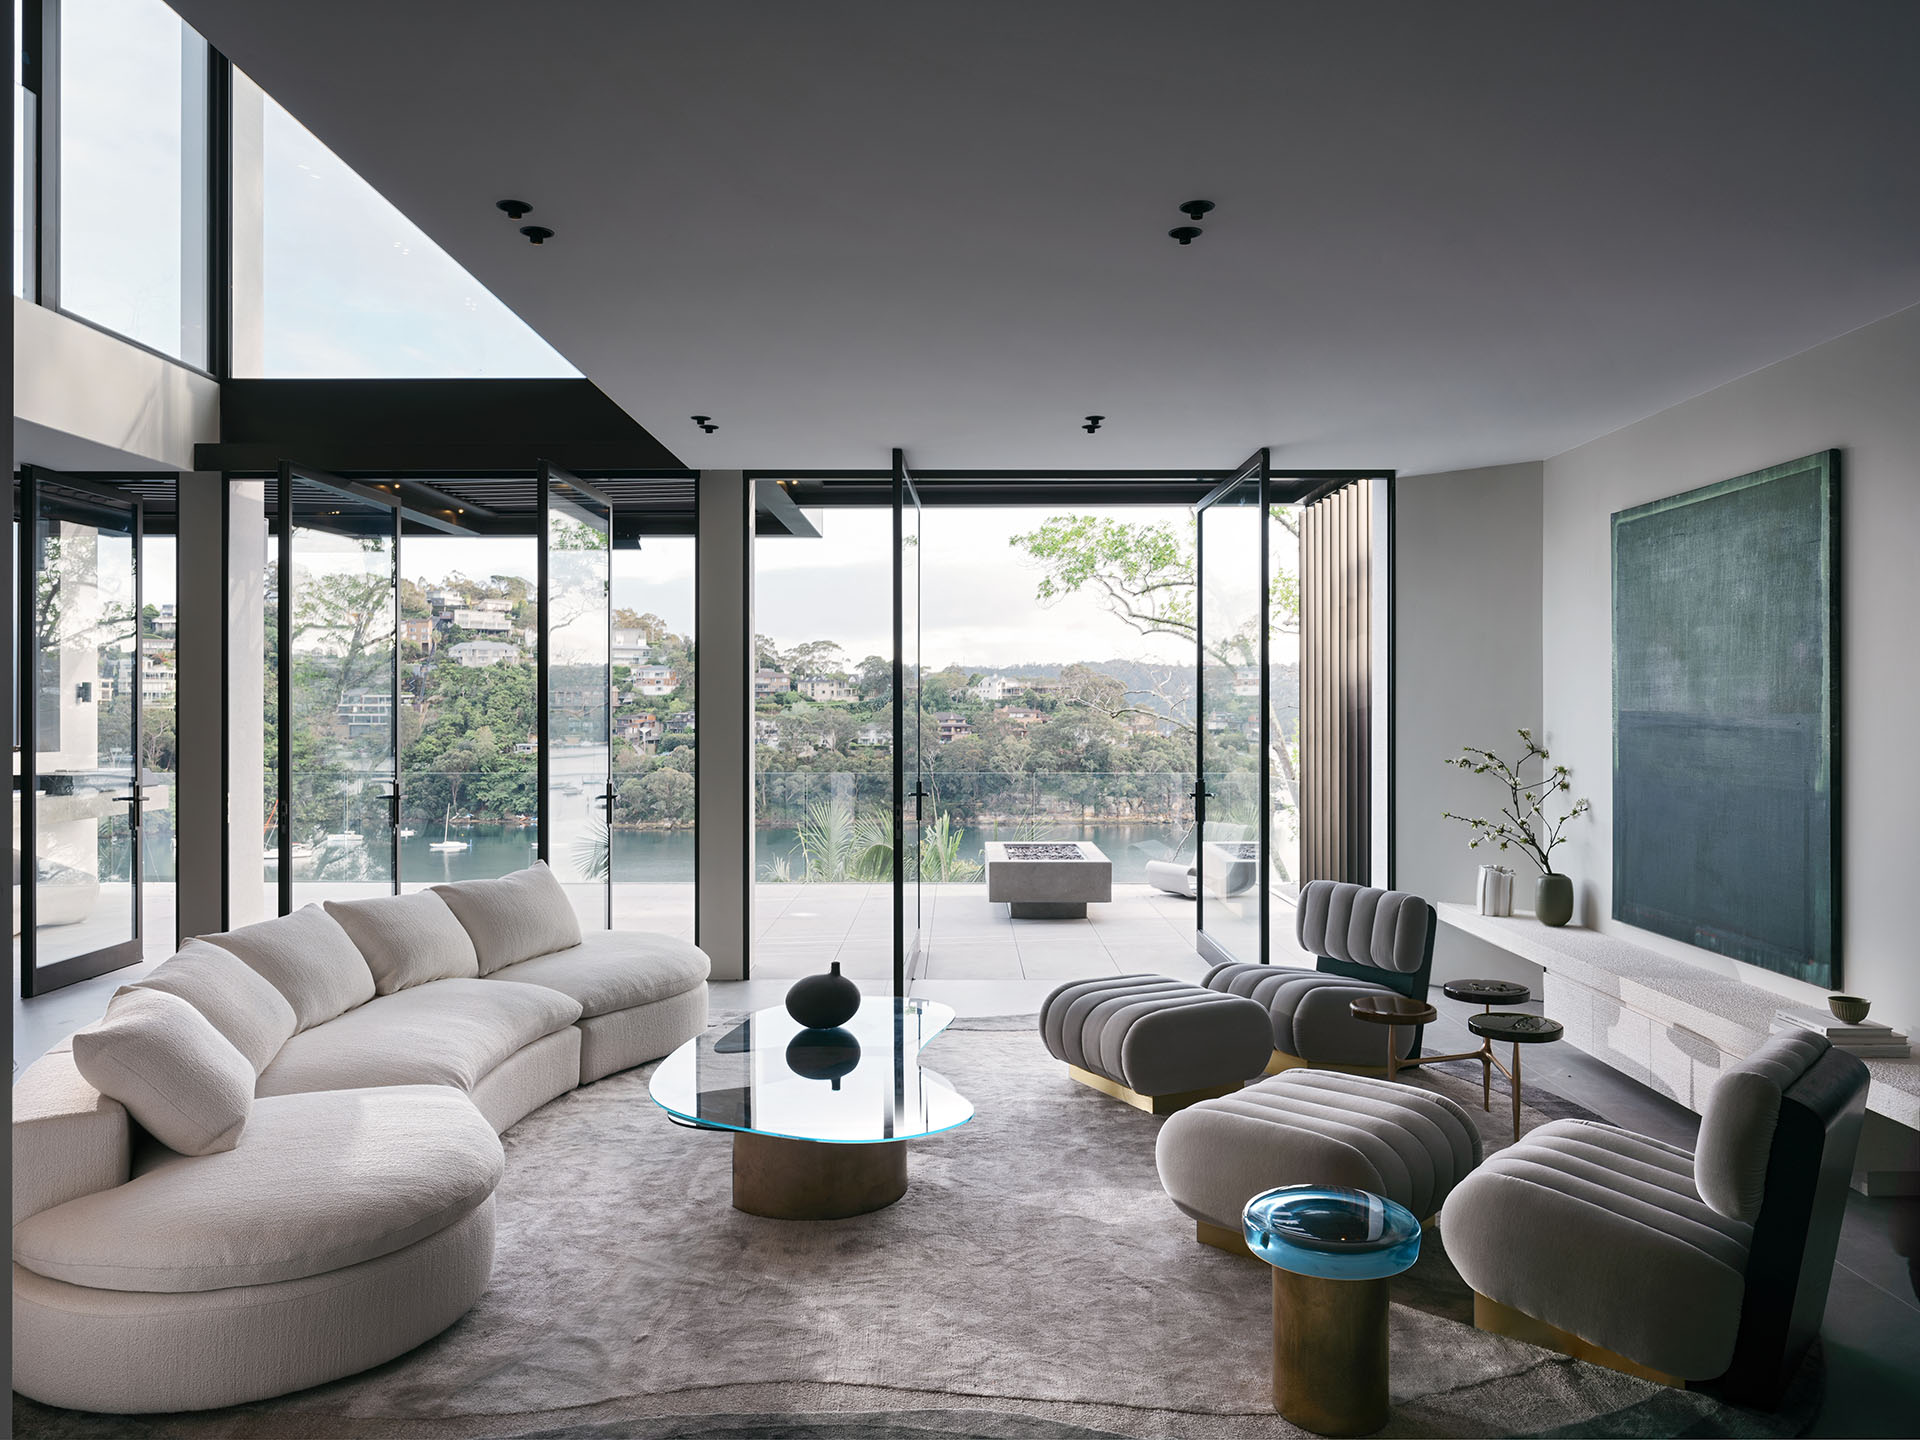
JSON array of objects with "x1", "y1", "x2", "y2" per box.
[
  {"x1": 1265, "y1": 1049, "x2": 1391, "y2": 1079},
  {"x1": 1196, "y1": 1219, "x2": 1256, "y2": 1258},
  {"x1": 1066, "y1": 1064, "x2": 1242, "y2": 1114},
  {"x1": 1473, "y1": 1292, "x2": 1686, "y2": 1389},
  {"x1": 731, "y1": 1131, "x2": 908, "y2": 1219}
]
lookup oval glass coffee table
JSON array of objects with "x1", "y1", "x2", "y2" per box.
[{"x1": 649, "y1": 995, "x2": 972, "y2": 1219}]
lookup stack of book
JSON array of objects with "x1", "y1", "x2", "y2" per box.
[{"x1": 1772, "y1": 1009, "x2": 1911, "y2": 1059}]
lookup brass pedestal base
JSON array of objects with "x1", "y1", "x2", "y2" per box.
[
  {"x1": 1273, "y1": 1267, "x2": 1391, "y2": 1436},
  {"x1": 1265, "y1": 1049, "x2": 1391, "y2": 1080},
  {"x1": 1473, "y1": 1292, "x2": 1686, "y2": 1388},
  {"x1": 731, "y1": 1132, "x2": 908, "y2": 1219},
  {"x1": 1196, "y1": 1219, "x2": 1255, "y2": 1258},
  {"x1": 1066, "y1": 1064, "x2": 1242, "y2": 1114}
]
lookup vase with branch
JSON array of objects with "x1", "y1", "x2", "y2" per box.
[{"x1": 1441, "y1": 728, "x2": 1590, "y2": 927}]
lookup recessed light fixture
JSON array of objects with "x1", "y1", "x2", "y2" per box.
[
  {"x1": 520, "y1": 225, "x2": 554, "y2": 245},
  {"x1": 1168, "y1": 226, "x2": 1202, "y2": 245},
  {"x1": 691, "y1": 415, "x2": 719, "y2": 434},
  {"x1": 496, "y1": 199, "x2": 533, "y2": 219},
  {"x1": 1178, "y1": 199, "x2": 1215, "y2": 221},
  {"x1": 1083, "y1": 415, "x2": 1104, "y2": 434}
]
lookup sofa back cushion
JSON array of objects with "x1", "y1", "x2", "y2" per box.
[
  {"x1": 433, "y1": 862, "x2": 583, "y2": 975},
  {"x1": 324, "y1": 890, "x2": 481, "y2": 995},
  {"x1": 1295, "y1": 880, "x2": 1433, "y2": 975},
  {"x1": 70, "y1": 989, "x2": 254, "y2": 1156},
  {"x1": 1695, "y1": 1029, "x2": 1831, "y2": 1223},
  {"x1": 129, "y1": 939, "x2": 297, "y2": 1074},
  {"x1": 201, "y1": 905, "x2": 376, "y2": 1032}
]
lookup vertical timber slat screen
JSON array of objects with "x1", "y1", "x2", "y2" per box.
[{"x1": 1300, "y1": 482, "x2": 1372, "y2": 884}]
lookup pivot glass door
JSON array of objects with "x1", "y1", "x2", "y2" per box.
[
  {"x1": 893, "y1": 450, "x2": 924, "y2": 995},
  {"x1": 18, "y1": 467, "x2": 144, "y2": 995},
  {"x1": 277, "y1": 466, "x2": 401, "y2": 912},
  {"x1": 540, "y1": 464, "x2": 613, "y2": 931},
  {"x1": 1195, "y1": 451, "x2": 1269, "y2": 968}
]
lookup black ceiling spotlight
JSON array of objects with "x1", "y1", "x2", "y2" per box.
[
  {"x1": 1082, "y1": 415, "x2": 1104, "y2": 433},
  {"x1": 1168, "y1": 226, "x2": 1202, "y2": 245},
  {"x1": 496, "y1": 199, "x2": 533, "y2": 219},
  {"x1": 691, "y1": 415, "x2": 718, "y2": 434},
  {"x1": 1178, "y1": 199, "x2": 1215, "y2": 221},
  {"x1": 520, "y1": 225, "x2": 554, "y2": 245}
]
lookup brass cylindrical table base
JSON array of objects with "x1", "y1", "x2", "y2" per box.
[
  {"x1": 731, "y1": 1132, "x2": 908, "y2": 1219},
  {"x1": 1272, "y1": 1267, "x2": 1391, "y2": 1437}
]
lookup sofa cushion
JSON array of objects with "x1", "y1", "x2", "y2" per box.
[
  {"x1": 1203, "y1": 963, "x2": 1416, "y2": 1066},
  {"x1": 256, "y1": 978, "x2": 582, "y2": 1097},
  {"x1": 1695, "y1": 1030, "x2": 1830, "y2": 1223},
  {"x1": 324, "y1": 890, "x2": 480, "y2": 995},
  {"x1": 201, "y1": 905, "x2": 376, "y2": 1032},
  {"x1": 432, "y1": 862, "x2": 582, "y2": 975},
  {"x1": 70, "y1": 989, "x2": 255, "y2": 1157},
  {"x1": 129, "y1": 939, "x2": 298, "y2": 1074},
  {"x1": 12, "y1": 1086, "x2": 501, "y2": 1293},
  {"x1": 483, "y1": 930, "x2": 710, "y2": 1018},
  {"x1": 1439, "y1": 1118, "x2": 1753, "y2": 1380}
]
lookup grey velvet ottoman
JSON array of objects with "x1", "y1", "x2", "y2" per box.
[
  {"x1": 1156, "y1": 1069, "x2": 1483, "y2": 1254},
  {"x1": 1039, "y1": 975, "x2": 1272, "y2": 1114}
]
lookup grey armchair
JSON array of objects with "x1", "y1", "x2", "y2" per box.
[
  {"x1": 1203, "y1": 879, "x2": 1438, "y2": 1071},
  {"x1": 1439, "y1": 1030, "x2": 1868, "y2": 1405}
]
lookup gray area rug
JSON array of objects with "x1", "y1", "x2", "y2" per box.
[{"x1": 13, "y1": 1019, "x2": 1819, "y2": 1440}]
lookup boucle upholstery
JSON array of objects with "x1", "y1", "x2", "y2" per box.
[
  {"x1": 256, "y1": 978, "x2": 582, "y2": 1098},
  {"x1": 202, "y1": 904, "x2": 376, "y2": 1031},
  {"x1": 577, "y1": 984, "x2": 709, "y2": 1084},
  {"x1": 10, "y1": 1200, "x2": 495, "y2": 1414},
  {"x1": 324, "y1": 889, "x2": 480, "y2": 994},
  {"x1": 485, "y1": 929, "x2": 710, "y2": 1017},
  {"x1": 13, "y1": 1086, "x2": 501, "y2": 1293},
  {"x1": 1039, "y1": 975, "x2": 1271, "y2": 1097},
  {"x1": 70, "y1": 989, "x2": 255, "y2": 1157},
  {"x1": 129, "y1": 939, "x2": 297, "y2": 1074},
  {"x1": 467, "y1": 1027, "x2": 583, "y2": 1131},
  {"x1": 1157, "y1": 1070, "x2": 1481, "y2": 1229},
  {"x1": 1440, "y1": 1118, "x2": 1755, "y2": 1380},
  {"x1": 433, "y1": 860, "x2": 582, "y2": 974},
  {"x1": 1694, "y1": 1030, "x2": 1829, "y2": 1222},
  {"x1": 11, "y1": 1042, "x2": 129, "y2": 1225}
]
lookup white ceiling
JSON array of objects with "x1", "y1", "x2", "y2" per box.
[{"x1": 172, "y1": 0, "x2": 1920, "y2": 474}]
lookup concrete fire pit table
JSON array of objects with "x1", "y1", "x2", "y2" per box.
[{"x1": 984, "y1": 841, "x2": 1113, "y2": 919}]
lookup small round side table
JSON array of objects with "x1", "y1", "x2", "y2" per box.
[
  {"x1": 1400, "y1": 979, "x2": 1536, "y2": 1118},
  {"x1": 1348, "y1": 994, "x2": 1438, "y2": 1080},
  {"x1": 1467, "y1": 1011, "x2": 1565, "y2": 1143},
  {"x1": 1244, "y1": 1184, "x2": 1421, "y2": 1437}
]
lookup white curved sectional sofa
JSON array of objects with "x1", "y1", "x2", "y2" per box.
[{"x1": 11, "y1": 862, "x2": 710, "y2": 1414}]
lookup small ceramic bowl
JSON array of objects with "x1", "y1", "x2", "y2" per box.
[{"x1": 1828, "y1": 995, "x2": 1871, "y2": 1024}]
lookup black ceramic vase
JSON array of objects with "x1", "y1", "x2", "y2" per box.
[
  {"x1": 785, "y1": 960, "x2": 861, "y2": 1029},
  {"x1": 785, "y1": 1027, "x2": 862, "y2": 1088}
]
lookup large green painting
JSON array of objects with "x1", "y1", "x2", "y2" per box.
[{"x1": 1611, "y1": 450, "x2": 1839, "y2": 987}]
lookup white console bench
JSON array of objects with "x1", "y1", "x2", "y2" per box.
[{"x1": 1436, "y1": 905, "x2": 1920, "y2": 1189}]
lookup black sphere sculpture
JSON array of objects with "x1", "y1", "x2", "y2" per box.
[
  {"x1": 785, "y1": 960, "x2": 861, "y2": 1029},
  {"x1": 785, "y1": 1027, "x2": 861, "y2": 1088}
]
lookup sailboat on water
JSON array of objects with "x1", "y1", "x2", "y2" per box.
[{"x1": 429, "y1": 804, "x2": 470, "y2": 853}]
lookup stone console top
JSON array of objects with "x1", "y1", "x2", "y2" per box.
[{"x1": 1436, "y1": 903, "x2": 1919, "y2": 1130}]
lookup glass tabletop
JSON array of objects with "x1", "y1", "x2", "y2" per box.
[{"x1": 648, "y1": 996, "x2": 973, "y2": 1144}]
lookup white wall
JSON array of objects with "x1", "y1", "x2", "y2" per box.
[
  {"x1": 1394, "y1": 462, "x2": 1544, "y2": 986},
  {"x1": 1544, "y1": 301, "x2": 1920, "y2": 1036},
  {"x1": 13, "y1": 299, "x2": 218, "y2": 469}
]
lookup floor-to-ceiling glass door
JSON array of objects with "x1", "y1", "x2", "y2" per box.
[
  {"x1": 17, "y1": 467, "x2": 144, "y2": 995},
  {"x1": 1195, "y1": 450, "x2": 1269, "y2": 967},
  {"x1": 893, "y1": 451, "x2": 924, "y2": 995},
  {"x1": 277, "y1": 465, "x2": 401, "y2": 912},
  {"x1": 540, "y1": 464, "x2": 613, "y2": 931}
]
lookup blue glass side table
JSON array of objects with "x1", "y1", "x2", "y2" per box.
[{"x1": 1243, "y1": 1185, "x2": 1422, "y2": 1437}]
